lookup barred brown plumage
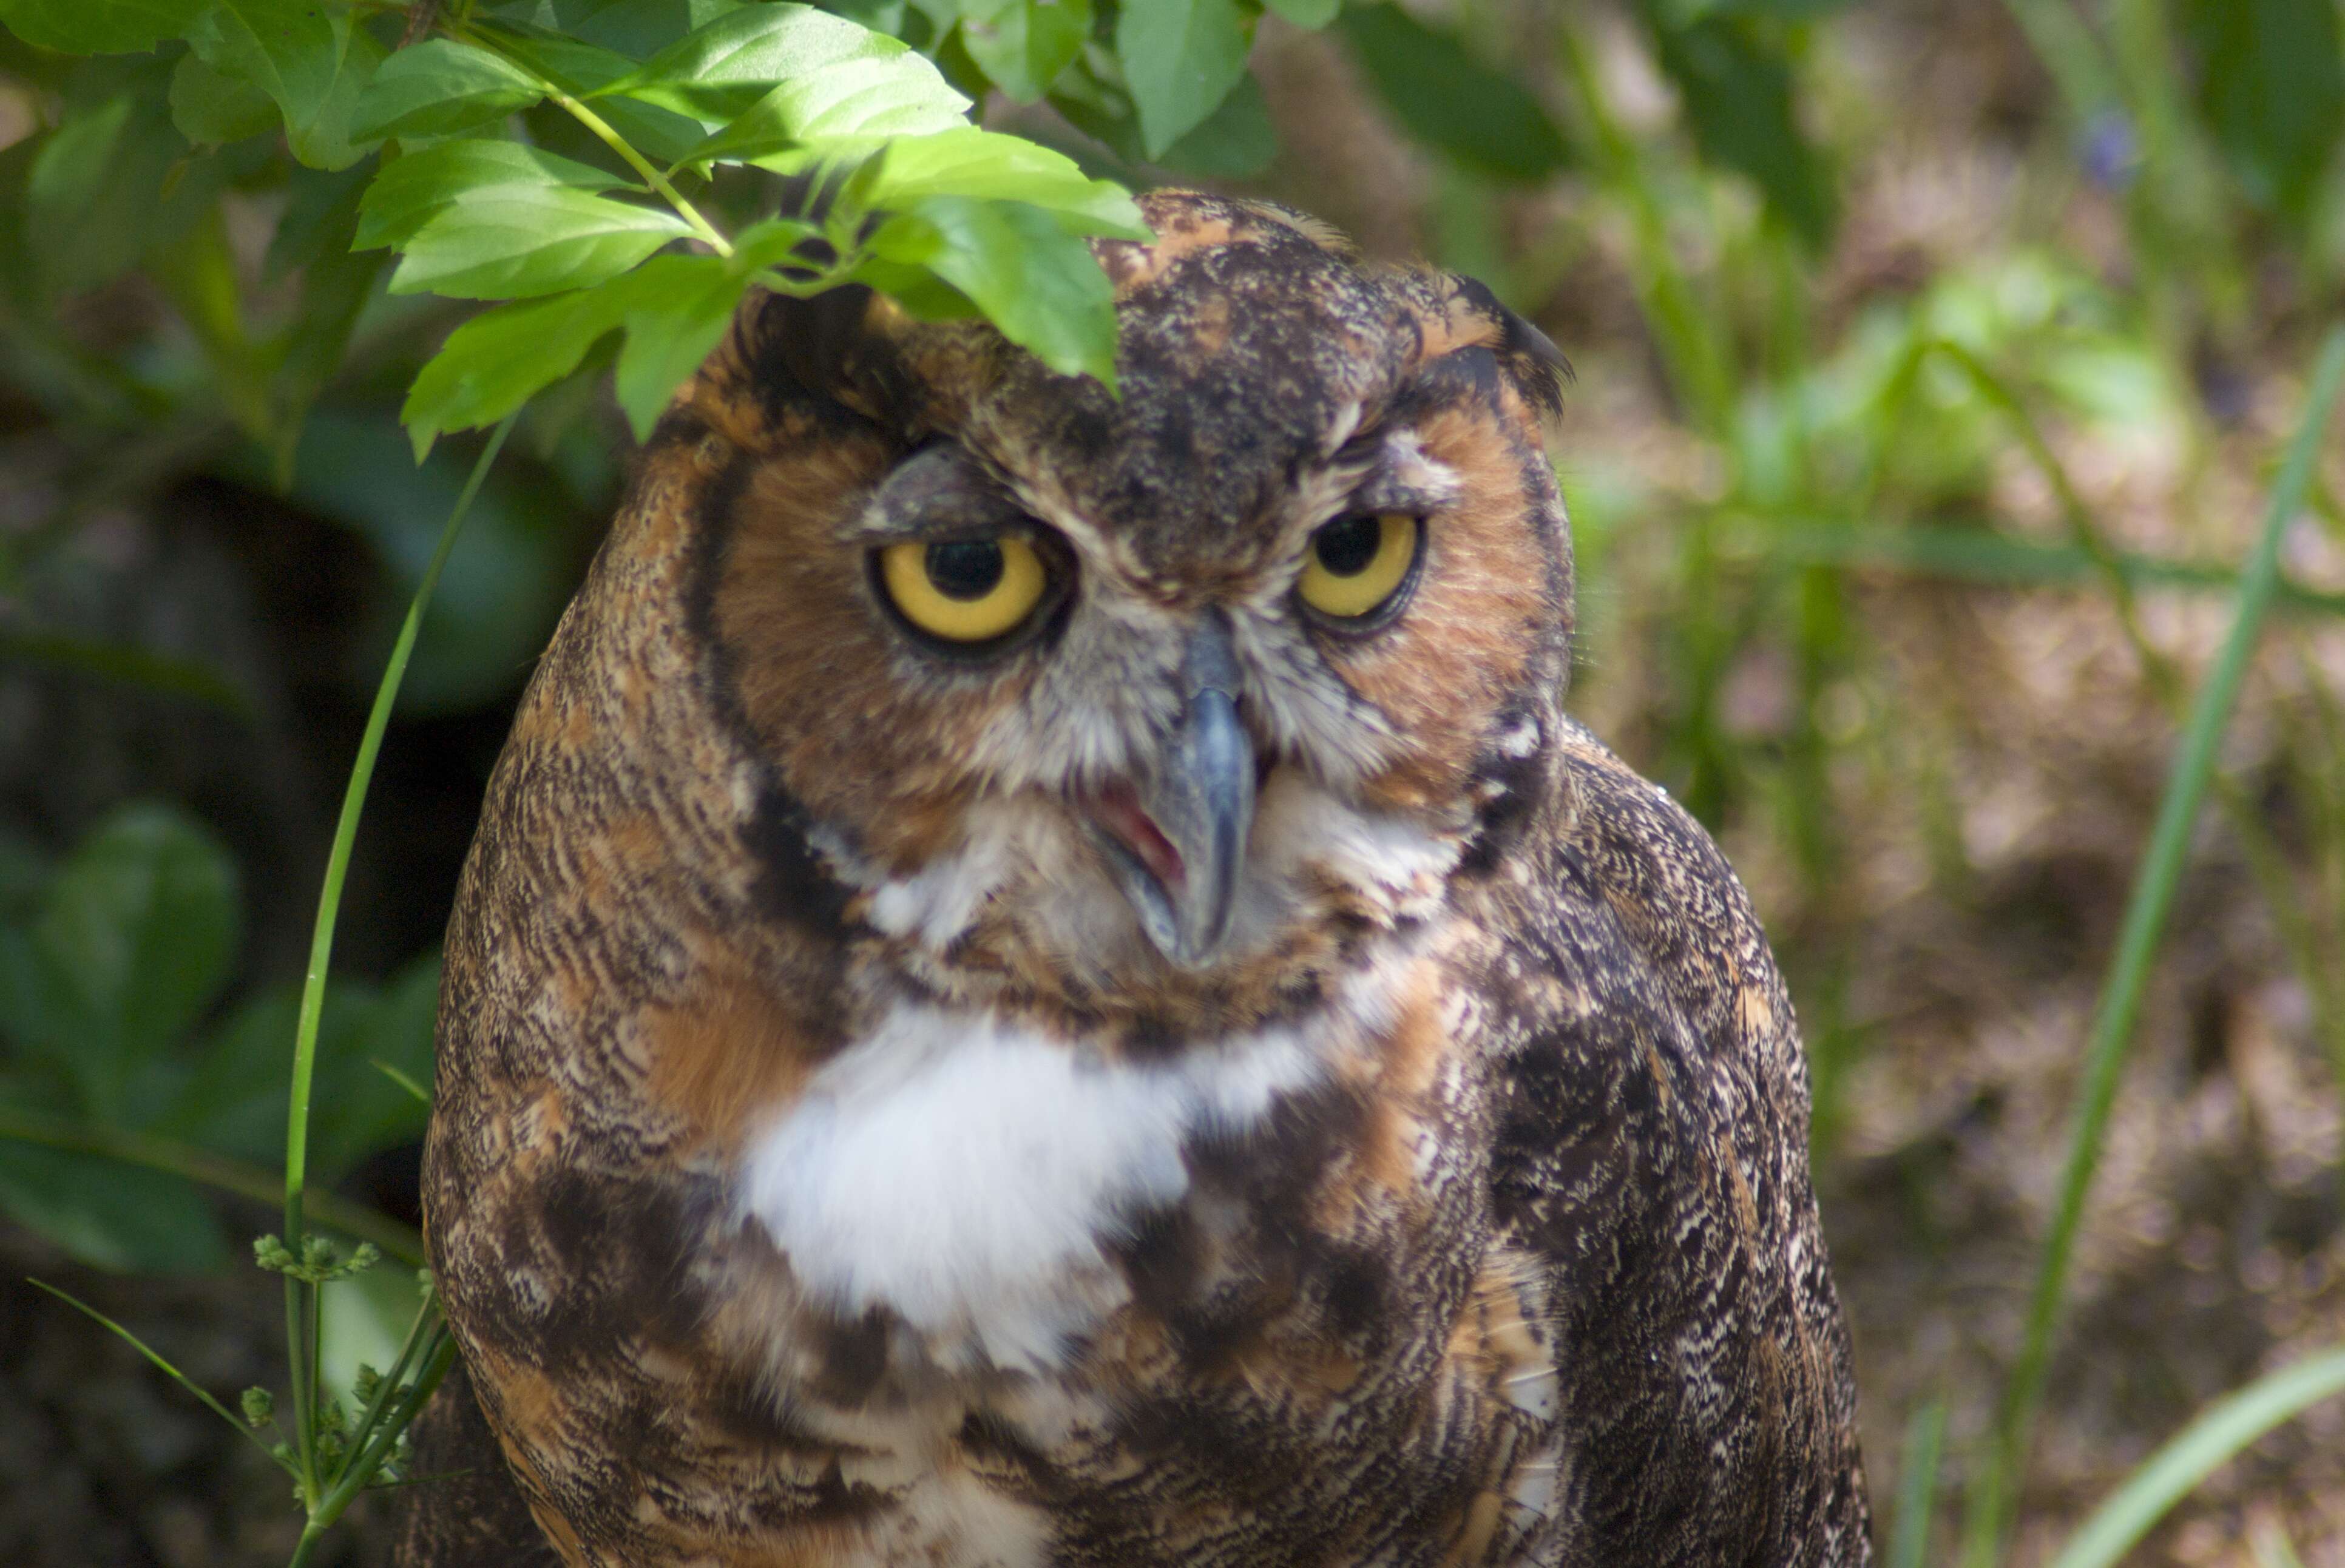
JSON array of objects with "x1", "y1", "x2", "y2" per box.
[{"x1": 397, "y1": 191, "x2": 1871, "y2": 1567}]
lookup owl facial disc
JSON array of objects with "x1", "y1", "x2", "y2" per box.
[{"x1": 1086, "y1": 612, "x2": 1256, "y2": 969}]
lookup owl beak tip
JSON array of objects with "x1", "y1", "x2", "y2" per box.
[{"x1": 1089, "y1": 629, "x2": 1257, "y2": 969}]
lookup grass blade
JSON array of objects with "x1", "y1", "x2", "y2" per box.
[
  {"x1": 2047, "y1": 1347, "x2": 2345, "y2": 1568},
  {"x1": 1890, "y1": 1395, "x2": 1949, "y2": 1568},
  {"x1": 1960, "y1": 325, "x2": 2345, "y2": 1565},
  {"x1": 281, "y1": 412, "x2": 513, "y2": 1497},
  {"x1": 29, "y1": 1279, "x2": 288, "y2": 1467}
]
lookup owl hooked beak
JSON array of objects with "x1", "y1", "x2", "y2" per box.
[{"x1": 1087, "y1": 613, "x2": 1257, "y2": 970}]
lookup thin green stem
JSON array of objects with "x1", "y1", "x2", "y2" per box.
[
  {"x1": 310, "y1": 1331, "x2": 457, "y2": 1529},
  {"x1": 1961, "y1": 326, "x2": 2345, "y2": 1566},
  {"x1": 448, "y1": 24, "x2": 731, "y2": 257},
  {"x1": 558, "y1": 93, "x2": 733, "y2": 256},
  {"x1": 0, "y1": 1109, "x2": 421, "y2": 1265},
  {"x1": 339, "y1": 1290, "x2": 438, "y2": 1480},
  {"x1": 282, "y1": 413, "x2": 513, "y2": 1496},
  {"x1": 29, "y1": 1280, "x2": 287, "y2": 1467}
]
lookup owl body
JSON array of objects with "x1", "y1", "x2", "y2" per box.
[{"x1": 402, "y1": 194, "x2": 1870, "y2": 1568}]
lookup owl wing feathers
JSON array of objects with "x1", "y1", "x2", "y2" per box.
[{"x1": 1482, "y1": 719, "x2": 1867, "y2": 1563}]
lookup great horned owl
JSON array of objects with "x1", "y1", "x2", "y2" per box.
[{"x1": 398, "y1": 191, "x2": 1872, "y2": 1567}]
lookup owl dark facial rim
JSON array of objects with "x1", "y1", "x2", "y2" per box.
[{"x1": 407, "y1": 190, "x2": 1873, "y2": 1568}]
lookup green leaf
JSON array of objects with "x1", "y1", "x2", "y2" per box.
[
  {"x1": 2048, "y1": 1348, "x2": 2345, "y2": 1568},
  {"x1": 1336, "y1": 3, "x2": 1568, "y2": 183},
  {"x1": 470, "y1": 18, "x2": 716, "y2": 161},
  {"x1": 469, "y1": 16, "x2": 639, "y2": 92},
  {"x1": 1115, "y1": 0, "x2": 1253, "y2": 157},
  {"x1": 356, "y1": 138, "x2": 627, "y2": 252},
  {"x1": 184, "y1": 0, "x2": 388, "y2": 171},
  {"x1": 612, "y1": 251, "x2": 750, "y2": 438},
  {"x1": 0, "y1": 1146, "x2": 229, "y2": 1272},
  {"x1": 598, "y1": 2, "x2": 967, "y2": 121},
  {"x1": 1645, "y1": 12, "x2": 1835, "y2": 248},
  {"x1": 2178, "y1": 0, "x2": 2344, "y2": 219},
  {"x1": 0, "y1": 0, "x2": 208, "y2": 55},
  {"x1": 958, "y1": 0, "x2": 1089, "y2": 103},
  {"x1": 0, "y1": 805, "x2": 239, "y2": 1124},
  {"x1": 741, "y1": 126, "x2": 1145, "y2": 237},
  {"x1": 1151, "y1": 67, "x2": 1272, "y2": 177},
  {"x1": 400, "y1": 282, "x2": 637, "y2": 453},
  {"x1": 487, "y1": 0, "x2": 745, "y2": 59},
  {"x1": 169, "y1": 52, "x2": 279, "y2": 146},
  {"x1": 1262, "y1": 0, "x2": 1337, "y2": 25},
  {"x1": 669, "y1": 46, "x2": 972, "y2": 160},
  {"x1": 871, "y1": 194, "x2": 1117, "y2": 387},
  {"x1": 388, "y1": 185, "x2": 689, "y2": 300},
  {"x1": 349, "y1": 39, "x2": 547, "y2": 140},
  {"x1": 24, "y1": 59, "x2": 227, "y2": 299}
]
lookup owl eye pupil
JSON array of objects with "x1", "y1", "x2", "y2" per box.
[
  {"x1": 926, "y1": 540, "x2": 1006, "y2": 601},
  {"x1": 1313, "y1": 515, "x2": 1382, "y2": 577}
]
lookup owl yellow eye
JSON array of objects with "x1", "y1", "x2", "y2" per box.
[
  {"x1": 879, "y1": 535, "x2": 1049, "y2": 644},
  {"x1": 1296, "y1": 512, "x2": 1421, "y2": 620}
]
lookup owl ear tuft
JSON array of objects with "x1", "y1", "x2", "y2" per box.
[
  {"x1": 1443, "y1": 274, "x2": 1572, "y2": 417},
  {"x1": 731, "y1": 285, "x2": 923, "y2": 431}
]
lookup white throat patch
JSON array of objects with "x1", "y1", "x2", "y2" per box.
[{"x1": 735, "y1": 989, "x2": 1380, "y2": 1370}]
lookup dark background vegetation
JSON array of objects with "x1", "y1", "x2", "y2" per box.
[{"x1": 4, "y1": 0, "x2": 2345, "y2": 1563}]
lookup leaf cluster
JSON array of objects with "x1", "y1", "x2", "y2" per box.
[{"x1": 0, "y1": 805, "x2": 438, "y2": 1272}]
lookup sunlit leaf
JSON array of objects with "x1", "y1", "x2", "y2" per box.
[
  {"x1": 742, "y1": 126, "x2": 1146, "y2": 236},
  {"x1": 356, "y1": 138, "x2": 628, "y2": 252},
  {"x1": 400, "y1": 282, "x2": 638, "y2": 453},
  {"x1": 597, "y1": 2, "x2": 964, "y2": 121},
  {"x1": 350, "y1": 38, "x2": 548, "y2": 140},
  {"x1": 870, "y1": 195, "x2": 1117, "y2": 387},
  {"x1": 388, "y1": 186, "x2": 690, "y2": 300},
  {"x1": 184, "y1": 0, "x2": 388, "y2": 171},
  {"x1": 612, "y1": 252, "x2": 746, "y2": 437},
  {"x1": 1116, "y1": 0, "x2": 1253, "y2": 157},
  {"x1": 1337, "y1": 3, "x2": 1568, "y2": 183}
]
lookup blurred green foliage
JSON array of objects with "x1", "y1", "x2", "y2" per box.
[{"x1": 0, "y1": 806, "x2": 436, "y2": 1273}]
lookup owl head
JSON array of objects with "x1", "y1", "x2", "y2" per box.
[{"x1": 676, "y1": 191, "x2": 1571, "y2": 1024}]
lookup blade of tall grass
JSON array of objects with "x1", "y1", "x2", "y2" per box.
[
  {"x1": 2046, "y1": 1346, "x2": 2345, "y2": 1568},
  {"x1": 1889, "y1": 1394, "x2": 1949, "y2": 1568},
  {"x1": 1753, "y1": 518, "x2": 2345, "y2": 617},
  {"x1": 29, "y1": 1279, "x2": 289, "y2": 1465},
  {"x1": 1958, "y1": 325, "x2": 2345, "y2": 1566},
  {"x1": 280, "y1": 413, "x2": 513, "y2": 1503}
]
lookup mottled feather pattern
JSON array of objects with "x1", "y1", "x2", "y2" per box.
[{"x1": 398, "y1": 192, "x2": 1869, "y2": 1567}]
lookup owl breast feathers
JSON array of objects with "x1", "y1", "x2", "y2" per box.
[{"x1": 398, "y1": 191, "x2": 1872, "y2": 1568}]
